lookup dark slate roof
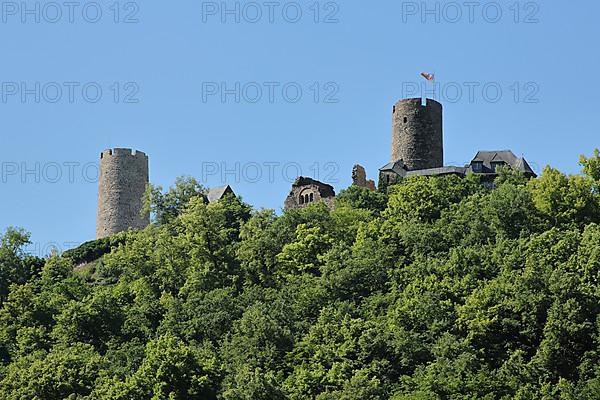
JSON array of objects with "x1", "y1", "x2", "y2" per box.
[
  {"x1": 207, "y1": 185, "x2": 234, "y2": 203},
  {"x1": 378, "y1": 150, "x2": 536, "y2": 180},
  {"x1": 379, "y1": 160, "x2": 408, "y2": 176},
  {"x1": 467, "y1": 150, "x2": 536, "y2": 176},
  {"x1": 291, "y1": 177, "x2": 335, "y2": 197},
  {"x1": 405, "y1": 166, "x2": 467, "y2": 177}
]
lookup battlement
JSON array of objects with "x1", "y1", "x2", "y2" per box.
[
  {"x1": 391, "y1": 97, "x2": 443, "y2": 169},
  {"x1": 100, "y1": 148, "x2": 147, "y2": 159},
  {"x1": 96, "y1": 148, "x2": 149, "y2": 239},
  {"x1": 393, "y1": 97, "x2": 442, "y2": 113}
]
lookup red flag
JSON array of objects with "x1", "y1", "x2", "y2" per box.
[{"x1": 421, "y1": 72, "x2": 435, "y2": 81}]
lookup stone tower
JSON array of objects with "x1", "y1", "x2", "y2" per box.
[
  {"x1": 391, "y1": 98, "x2": 443, "y2": 170},
  {"x1": 96, "y1": 148, "x2": 149, "y2": 239}
]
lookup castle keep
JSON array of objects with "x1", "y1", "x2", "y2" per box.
[
  {"x1": 95, "y1": 97, "x2": 537, "y2": 226},
  {"x1": 379, "y1": 97, "x2": 536, "y2": 186},
  {"x1": 391, "y1": 98, "x2": 443, "y2": 170},
  {"x1": 286, "y1": 96, "x2": 536, "y2": 210},
  {"x1": 95, "y1": 150, "x2": 237, "y2": 238},
  {"x1": 96, "y1": 148, "x2": 149, "y2": 239}
]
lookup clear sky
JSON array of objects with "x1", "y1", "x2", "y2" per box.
[{"x1": 1, "y1": 0, "x2": 598, "y2": 255}]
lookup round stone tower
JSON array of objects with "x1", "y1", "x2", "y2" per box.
[
  {"x1": 96, "y1": 148, "x2": 149, "y2": 239},
  {"x1": 391, "y1": 98, "x2": 443, "y2": 170}
]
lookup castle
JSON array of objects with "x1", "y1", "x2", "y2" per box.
[
  {"x1": 96, "y1": 97, "x2": 536, "y2": 237},
  {"x1": 96, "y1": 149, "x2": 149, "y2": 239},
  {"x1": 378, "y1": 98, "x2": 536, "y2": 184},
  {"x1": 95, "y1": 149, "x2": 233, "y2": 239},
  {"x1": 284, "y1": 97, "x2": 536, "y2": 210}
]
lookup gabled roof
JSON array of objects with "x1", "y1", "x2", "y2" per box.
[
  {"x1": 514, "y1": 157, "x2": 536, "y2": 175},
  {"x1": 377, "y1": 150, "x2": 537, "y2": 181},
  {"x1": 468, "y1": 150, "x2": 536, "y2": 176},
  {"x1": 490, "y1": 152, "x2": 504, "y2": 162},
  {"x1": 207, "y1": 185, "x2": 234, "y2": 203},
  {"x1": 379, "y1": 159, "x2": 408, "y2": 176}
]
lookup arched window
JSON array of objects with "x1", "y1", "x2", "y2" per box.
[
  {"x1": 309, "y1": 193, "x2": 314, "y2": 202},
  {"x1": 299, "y1": 195, "x2": 304, "y2": 205},
  {"x1": 305, "y1": 194, "x2": 310, "y2": 204}
]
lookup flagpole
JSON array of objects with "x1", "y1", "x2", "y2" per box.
[{"x1": 433, "y1": 71, "x2": 436, "y2": 101}]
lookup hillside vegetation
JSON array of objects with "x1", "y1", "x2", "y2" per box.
[{"x1": 1, "y1": 151, "x2": 600, "y2": 399}]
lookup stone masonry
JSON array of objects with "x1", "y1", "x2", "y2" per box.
[
  {"x1": 352, "y1": 164, "x2": 376, "y2": 191},
  {"x1": 284, "y1": 177, "x2": 336, "y2": 210},
  {"x1": 391, "y1": 98, "x2": 443, "y2": 170},
  {"x1": 96, "y1": 148, "x2": 150, "y2": 239}
]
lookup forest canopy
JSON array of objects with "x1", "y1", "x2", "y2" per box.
[{"x1": 1, "y1": 151, "x2": 600, "y2": 399}]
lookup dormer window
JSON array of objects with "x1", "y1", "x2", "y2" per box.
[
  {"x1": 491, "y1": 161, "x2": 505, "y2": 172},
  {"x1": 472, "y1": 161, "x2": 483, "y2": 172}
]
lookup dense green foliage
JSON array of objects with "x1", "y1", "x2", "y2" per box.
[
  {"x1": 2, "y1": 152, "x2": 600, "y2": 399},
  {"x1": 63, "y1": 234, "x2": 129, "y2": 266},
  {"x1": 143, "y1": 176, "x2": 207, "y2": 225}
]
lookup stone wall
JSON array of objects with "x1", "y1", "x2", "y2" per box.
[
  {"x1": 391, "y1": 98, "x2": 443, "y2": 170},
  {"x1": 352, "y1": 164, "x2": 376, "y2": 191},
  {"x1": 284, "y1": 177, "x2": 335, "y2": 210},
  {"x1": 96, "y1": 148, "x2": 150, "y2": 239}
]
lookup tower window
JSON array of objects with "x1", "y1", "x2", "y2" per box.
[
  {"x1": 393, "y1": 106, "x2": 396, "y2": 114},
  {"x1": 404, "y1": 117, "x2": 408, "y2": 123}
]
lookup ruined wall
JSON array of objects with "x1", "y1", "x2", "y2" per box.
[
  {"x1": 96, "y1": 148, "x2": 149, "y2": 239},
  {"x1": 391, "y1": 98, "x2": 443, "y2": 170},
  {"x1": 352, "y1": 164, "x2": 376, "y2": 191},
  {"x1": 284, "y1": 177, "x2": 335, "y2": 210}
]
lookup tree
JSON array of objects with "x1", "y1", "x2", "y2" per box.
[
  {"x1": 143, "y1": 176, "x2": 207, "y2": 225},
  {"x1": 95, "y1": 334, "x2": 218, "y2": 400},
  {"x1": 384, "y1": 175, "x2": 480, "y2": 223},
  {"x1": 580, "y1": 149, "x2": 600, "y2": 182},
  {"x1": 528, "y1": 167, "x2": 600, "y2": 228},
  {"x1": 0, "y1": 343, "x2": 103, "y2": 399},
  {"x1": 335, "y1": 186, "x2": 388, "y2": 215},
  {"x1": 3, "y1": 152, "x2": 600, "y2": 398},
  {"x1": 0, "y1": 228, "x2": 43, "y2": 303}
]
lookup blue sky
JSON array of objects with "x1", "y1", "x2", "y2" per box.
[{"x1": 1, "y1": 0, "x2": 598, "y2": 255}]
